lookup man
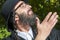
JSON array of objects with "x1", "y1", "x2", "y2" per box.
[{"x1": 1, "y1": 0, "x2": 60, "y2": 40}]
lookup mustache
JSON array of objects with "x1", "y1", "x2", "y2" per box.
[{"x1": 18, "y1": 13, "x2": 37, "y2": 26}]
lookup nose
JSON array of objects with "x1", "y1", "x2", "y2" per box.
[{"x1": 27, "y1": 4, "x2": 32, "y2": 9}]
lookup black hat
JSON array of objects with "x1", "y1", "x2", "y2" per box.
[
  {"x1": 1, "y1": 0, "x2": 28, "y2": 31},
  {"x1": 2, "y1": 0, "x2": 28, "y2": 21}
]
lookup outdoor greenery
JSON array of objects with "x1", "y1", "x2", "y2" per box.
[
  {"x1": 0, "y1": 0, "x2": 11, "y2": 40},
  {"x1": 0, "y1": 0, "x2": 60, "y2": 40}
]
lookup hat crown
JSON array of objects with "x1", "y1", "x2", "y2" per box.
[{"x1": 1, "y1": 0, "x2": 28, "y2": 31}]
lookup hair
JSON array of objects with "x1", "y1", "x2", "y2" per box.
[
  {"x1": 7, "y1": 12, "x2": 15, "y2": 31},
  {"x1": 7, "y1": 11, "x2": 19, "y2": 40}
]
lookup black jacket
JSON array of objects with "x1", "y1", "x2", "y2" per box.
[{"x1": 3, "y1": 28, "x2": 60, "y2": 40}]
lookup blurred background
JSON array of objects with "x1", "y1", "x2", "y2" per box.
[{"x1": 0, "y1": 0, "x2": 60, "y2": 40}]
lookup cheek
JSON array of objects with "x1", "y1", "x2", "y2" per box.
[
  {"x1": 22, "y1": 8, "x2": 29, "y2": 14},
  {"x1": 17, "y1": 8, "x2": 27, "y2": 14},
  {"x1": 15, "y1": 7, "x2": 28, "y2": 15},
  {"x1": 20, "y1": 9, "x2": 28, "y2": 15}
]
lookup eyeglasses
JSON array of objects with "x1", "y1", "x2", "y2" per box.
[{"x1": 14, "y1": 3, "x2": 23, "y2": 11}]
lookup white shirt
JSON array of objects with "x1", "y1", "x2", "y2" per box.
[{"x1": 16, "y1": 28, "x2": 34, "y2": 40}]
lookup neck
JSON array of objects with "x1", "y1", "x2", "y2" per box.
[{"x1": 17, "y1": 24, "x2": 30, "y2": 32}]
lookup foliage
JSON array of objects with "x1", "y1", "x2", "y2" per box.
[
  {"x1": 0, "y1": 0, "x2": 11, "y2": 39},
  {"x1": 29, "y1": 0, "x2": 60, "y2": 29},
  {"x1": 0, "y1": 0, "x2": 60, "y2": 40},
  {"x1": 0, "y1": 25, "x2": 11, "y2": 39}
]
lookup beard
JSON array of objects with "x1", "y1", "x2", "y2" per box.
[{"x1": 18, "y1": 13, "x2": 37, "y2": 26}]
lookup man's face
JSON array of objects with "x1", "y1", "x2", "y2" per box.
[
  {"x1": 14, "y1": 1, "x2": 37, "y2": 26},
  {"x1": 14, "y1": 1, "x2": 33, "y2": 15}
]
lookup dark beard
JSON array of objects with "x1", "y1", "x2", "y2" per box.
[{"x1": 18, "y1": 13, "x2": 37, "y2": 26}]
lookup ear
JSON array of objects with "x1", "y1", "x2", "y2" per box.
[{"x1": 15, "y1": 15, "x2": 19, "y2": 21}]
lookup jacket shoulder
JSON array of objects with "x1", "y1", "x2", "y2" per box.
[
  {"x1": 47, "y1": 28, "x2": 60, "y2": 40},
  {"x1": 2, "y1": 35, "x2": 15, "y2": 40}
]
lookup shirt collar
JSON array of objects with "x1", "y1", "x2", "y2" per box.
[{"x1": 16, "y1": 27, "x2": 34, "y2": 39}]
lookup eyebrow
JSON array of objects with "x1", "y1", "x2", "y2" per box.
[{"x1": 14, "y1": 2, "x2": 23, "y2": 11}]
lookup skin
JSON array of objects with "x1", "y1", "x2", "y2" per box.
[
  {"x1": 13, "y1": 1, "x2": 58, "y2": 40},
  {"x1": 35, "y1": 12, "x2": 58, "y2": 40}
]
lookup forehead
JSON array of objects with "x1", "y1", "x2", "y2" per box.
[{"x1": 14, "y1": 1, "x2": 25, "y2": 10}]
